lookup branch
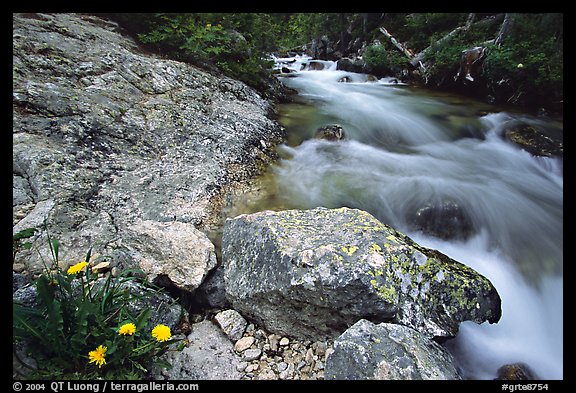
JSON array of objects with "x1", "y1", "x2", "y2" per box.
[{"x1": 378, "y1": 27, "x2": 414, "y2": 59}]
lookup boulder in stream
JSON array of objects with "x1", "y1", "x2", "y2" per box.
[
  {"x1": 314, "y1": 124, "x2": 346, "y2": 141},
  {"x1": 222, "y1": 207, "x2": 501, "y2": 341},
  {"x1": 407, "y1": 199, "x2": 474, "y2": 241}
]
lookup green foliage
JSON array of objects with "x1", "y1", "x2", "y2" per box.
[
  {"x1": 13, "y1": 226, "x2": 182, "y2": 380},
  {"x1": 481, "y1": 14, "x2": 563, "y2": 108},
  {"x1": 105, "y1": 12, "x2": 562, "y2": 112},
  {"x1": 363, "y1": 44, "x2": 408, "y2": 75},
  {"x1": 13, "y1": 227, "x2": 38, "y2": 262},
  {"x1": 403, "y1": 13, "x2": 468, "y2": 51},
  {"x1": 424, "y1": 35, "x2": 470, "y2": 86},
  {"x1": 111, "y1": 13, "x2": 284, "y2": 93}
]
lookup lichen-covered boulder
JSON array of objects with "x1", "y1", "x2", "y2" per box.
[
  {"x1": 325, "y1": 319, "x2": 461, "y2": 380},
  {"x1": 222, "y1": 207, "x2": 501, "y2": 341}
]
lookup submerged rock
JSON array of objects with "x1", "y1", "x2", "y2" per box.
[
  {"x1": 407, "y1": 199, "x2": 474, "y2": 241},
  {"x1": 496, "y1": 363, "x2": 538, "y2": 380},
  {"x1": 503, "y1": 123, "x2": 563, "y2": 157},
  {"x1": 314, "y1": 124, "x2": 346, "y2": 141},
  {"x1": 222, "y1": 207, "x2": 501, "y2": 341},
  {"x1": 325, "y1": 319, "x2": 461, "y2": 380}
]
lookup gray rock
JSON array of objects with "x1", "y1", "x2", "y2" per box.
[
  {"x1": 407, "y1": 199, "x2": 474, "y2": 241},
  {"x1": 124, "y1": 220, "x2": 217, "y2": 292},
  {"x1": 314, "y1": 124, "x2": 345, "y2": 141},
  {"x1": 153, "y1": 320, "x2": 243, "y2": 379},
  {"x1": 214, "y1": 309, "x2": 248, "y2": 342},
  {"x1": 12, "y1": 13, "x2": 284, "y2": 289},
  {"x1": 222, "y1": 207, "x2": 501, "y2": 341},
  {"x1": 243, "y1": 348, "x2": 262, "y2": 361},
  {"x1": 193, "y1": 265, "x2": 230, "y2": 309},
  {"x1": 325, "y1": 319, "x2": 461, "y2": 380}
]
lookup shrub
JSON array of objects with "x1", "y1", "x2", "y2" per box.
[
  {"x1": 363, "y1": 44, "x2": 408, "y2": 76},
  {"x1": 13, "y1": 226, "x2": 183, "y2": 379}
]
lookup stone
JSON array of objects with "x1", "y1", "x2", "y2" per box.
[
  {"x1": 503, "y1": 123, "x2": 563, "y2": 157},
  {"x1": 496, "y1": 363, "x2": 538, "y2": 380},
  {"x1": 234, "y1": 336, "x2": 255, "y2": 352},
  {"x1": 222, "y1": 207, "x2": 501, "y2": 341},
  {"x1": 125, "y1": 220, "x2": 217, "y2": 292},
  {"x1": 279, "y1": 337, "x2": 290, "y2": 346},
  {"x1": 214, "y1": 309, "x2": 248, "y2": 342},
  {"x1": 406, "y1": 199, "x2": 474, "y2": 241},
  {"x1": 314, "y1": 124, "x2": 345, "y2": 141},
  {"x1": 243, "y1": 348, "x2": 263, "y2": 361},
  {"x1": 325, "y1": 319, "x2": 461, "y2": 380},
  {"x1": 152, "y1": 320, "x2": 242, "y2": 380},
  {"x1": 12, "y1": 13, "x2": 285, "y2": 286},
  {"x1": 91, "y1": 261, "x2": 111, "y2": 273}
]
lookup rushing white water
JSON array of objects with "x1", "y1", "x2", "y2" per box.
[{"x1": 272, "y1": 60, "x2": 563, "y2": 379}]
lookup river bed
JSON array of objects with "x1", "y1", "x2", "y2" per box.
[{"x1": 231, "y1": 56, "x2": 563, "y2": 379}]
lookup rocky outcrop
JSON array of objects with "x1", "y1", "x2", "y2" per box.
[
  {"x1": 12, "y1": 13, "x2": 285, "y2": 290},
  {"x1": 325, "y1": 319, "x2": 461, "y2": 380},
  {"x1": 222, "y1": 207, "x2": 501, "y2": 341}
]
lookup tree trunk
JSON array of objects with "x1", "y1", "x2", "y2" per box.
[
  {"x1": 378, "y1": 27, "x2": 414, "y2": 59},
  {"x1": 494, "y1": 13, "x2": 513, "y2": 48}
]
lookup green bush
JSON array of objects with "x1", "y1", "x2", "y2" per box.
[
  {"x1": 363, "y1": 44, "x2": 408, "y2": 75},
  {"x1": 13, "y1": 227, "x2": 183, "y2": 379}
]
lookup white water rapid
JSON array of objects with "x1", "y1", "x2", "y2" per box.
[{"x1": 271, "y1": 56, "x2": 563, "y2": 380}]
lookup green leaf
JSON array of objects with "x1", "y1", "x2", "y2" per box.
[
  {"x1": 50, "y1": 239, "x2": 60, "y2": 263},
  {"x1": 13, "y1": 302, "x2": 44, "y2": 341},
  {"x1": 135, "y1": 308, "x2": 151, "y2": 330}
]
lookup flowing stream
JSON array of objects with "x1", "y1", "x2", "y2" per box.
[{"x1": 239, "y1": 56, "x2": 563, "y2": 379}]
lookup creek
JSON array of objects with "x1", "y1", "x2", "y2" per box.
[{"x1": 233, "y1": 55, "x2": 563, "y2": 379}]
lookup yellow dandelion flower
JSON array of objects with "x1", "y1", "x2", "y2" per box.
[
  {"x1": 118, "y1": 323, "x2": 136, "y2": 336},
  {"x1": 88, "y1": 345, "x2": 107, "y2": 368},
  {"x1": 67, "y1": 261, "x2": 88, "y2": 275},
  {"x1": 151, "y1": 324, "x2": 171, "y2": 342}
]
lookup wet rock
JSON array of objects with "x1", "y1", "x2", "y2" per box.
[
  {"x1": 496, "y1": 363, "x2": 538, "y2": 380},
  {"x1": 314, "y1": 124, "x2": 346, "y2": 141},
  {"x1": 325, "y1": 319, "x2": 461, "y2": 380},
  {"x1": 407, "y1": 199, "x2": 474, "y2": 241},
  {"x1": 336, "y1": 57, "x2": 366, "y2": 74},
  {"x1": 304, "y1": 60, "x2": 325, "y2": 71},
  {"x1": 503, "y1": 123, "x2": 563, "y2": 157},
  {"x1": 222, "y1": 207, "x2": 501, "y2": 341}
]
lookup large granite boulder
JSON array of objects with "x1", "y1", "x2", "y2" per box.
[
  {"x1": 325, "y1": 319, "x2": 461, "y2": 380},
  {"x1": 12, "y1": 13, "x2": 285, "y2": 289},
  {"x1": 222, "y1": 207, "x2": 501, "y2": 341}
]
